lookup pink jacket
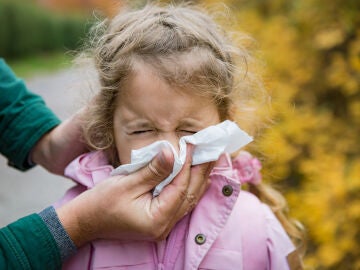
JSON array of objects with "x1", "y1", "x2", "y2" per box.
[{"x1": 57, "y1": 151, "x2": 295, "y2": 270}]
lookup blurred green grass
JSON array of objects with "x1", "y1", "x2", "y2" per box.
[{"x1": 7, "y1": 52, "x2": 73, "y2": 78}]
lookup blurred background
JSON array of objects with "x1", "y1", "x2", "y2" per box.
[{"x1": 0, "y1": 0, "x2": 359, "y2": 269}]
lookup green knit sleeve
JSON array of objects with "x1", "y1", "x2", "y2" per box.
[
  {"x1": 0, "y1": 214, "x2": 62, "y2": 270},
  {"x1": 0, "y1": 58, "x2": 61, "y2": 170}
]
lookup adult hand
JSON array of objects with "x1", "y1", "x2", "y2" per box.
[
  {"x1": 30, "y1": 109, "x2": 88, "y2": 175},
  {"x1": 56, "y1": 144, "x2": 214, "y2": 247}
]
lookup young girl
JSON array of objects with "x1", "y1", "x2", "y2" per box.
[{"x1": 58, "y1": 3, "x2": 304, "y2": 269}]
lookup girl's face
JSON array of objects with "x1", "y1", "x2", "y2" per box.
[{"x1": 113, "y1": 64, "x2": 221, "y2": 165}]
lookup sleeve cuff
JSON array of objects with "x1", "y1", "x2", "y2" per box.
[{"x1": 39, "y1": 206, "x2": 77, "y2": 261}]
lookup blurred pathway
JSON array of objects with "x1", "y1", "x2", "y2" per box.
[{"x1": 0, "y1": 68, "x2": 91, "y2": 226}]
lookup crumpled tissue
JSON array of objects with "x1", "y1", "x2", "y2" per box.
[{"x1": 111, "y1": 120, "x2": 253, "y2": 196}]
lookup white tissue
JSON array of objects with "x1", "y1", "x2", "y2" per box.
[{"x1": 111, "y1": 120, "x2": 253, "y2": 196}]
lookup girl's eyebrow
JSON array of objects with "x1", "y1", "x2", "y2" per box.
[
  {"x1": 125, "y1": 120, "x2": 153, "y2": 130},
  {"x1": 178, "y1": 118, "x2": 203, "y2": 128}
]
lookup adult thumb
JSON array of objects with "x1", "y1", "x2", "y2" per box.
[{"x1": 131, "y1": 147, "x2": 174, "y2": 192}]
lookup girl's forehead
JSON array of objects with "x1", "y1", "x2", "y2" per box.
[
  {"x1": 115, "y1": 63, "x2": 218, "y2": 113},
  {"x1": 121, "y1": 61, "x2": 187, "y2": 96},
  {"x1": 119, "y1": 64, "x2": 190, "y2": 100}
]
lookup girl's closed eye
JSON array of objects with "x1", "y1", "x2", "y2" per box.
[
  {"x1": 177, "y1": 129, "x2": 198, "y2": 136},
  {"x1": 131, "y1": 129, "x2": 155, "y2": 135}
]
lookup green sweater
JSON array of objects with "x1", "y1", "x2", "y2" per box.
[
  {"x1": 0, "y1": 58, "x2": 68, "y2": 269},
  {"x1": 0, "y1": 59, "x2": 60, "y2": 171},
  {"x1": 0, "y1": 214, "x2": 61, "y2": 269}
]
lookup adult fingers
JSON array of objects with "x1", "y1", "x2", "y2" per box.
[
  {"x1": 157, "y1": 160, "x2": 215, "y2": 240},
  {"x1": 150, "y1": 144, "x2": 194, "y2": 228},
  {"x1": 187, "y1": 161, "x2": 214, "y2": 208}
]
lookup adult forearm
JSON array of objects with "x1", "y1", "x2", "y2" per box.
[{"x1": 0, "y1": 58, "x2": 61, "y2": 171}]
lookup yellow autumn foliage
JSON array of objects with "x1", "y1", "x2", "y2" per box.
[{"x1": 196, "y1": 0, "x2": 360, "y2": 269}]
